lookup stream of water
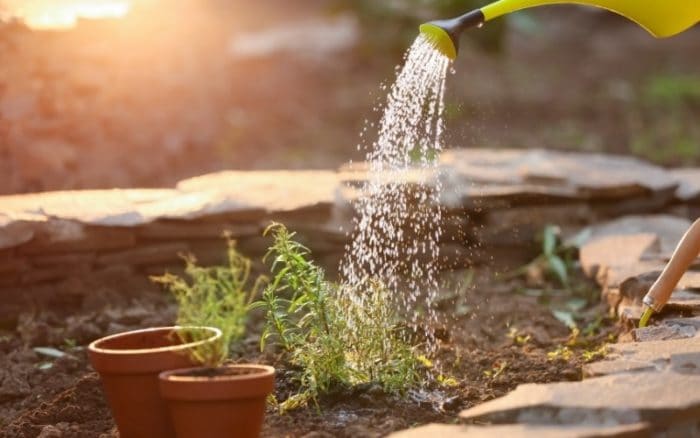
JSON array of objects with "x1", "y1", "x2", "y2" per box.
[{"x1": 342, "y1": 35, "x2": 451, "y2": 345}]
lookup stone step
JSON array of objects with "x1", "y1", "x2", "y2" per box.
[
  {"x1": 459, "y1": 370, "x2": 700, "y2": 429},
  {"x1": 389, "y1": 423, "x2": 650, "y2": 438}
]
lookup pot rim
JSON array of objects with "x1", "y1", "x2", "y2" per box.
[
  {"x1": 159, "y1": 364, "x2": 275, "y2": 382},
  {"x1": 159, "y1": 364, "x2": 275, "y2": 401},
  {"x1": 88, "y1": 326, "x2": 221, "y2": 356}
]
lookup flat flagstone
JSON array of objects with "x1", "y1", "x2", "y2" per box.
[
  {"x1": 18, "y1": 224, "x2": 137, "y2": 255},
  {"x1": 137, "y1": 191, "x2": 267, "y2": 221},
  {"x1": 441, "y1": 181, "x2": 580, "y2": 209},
  {"x1": 616, "y1": 271, "x2": 700, "y2": 307},
  {"x1": 96, "y1": 242, "x2": 189, "y2": 266},
  {"x1": 21, "y1": 263, "x2": 92, "y2": 284},
  {"x1": 459, "y1": 370, "x2": 700, "y2": 427},
  {"x1": 441, "y1": 149, "x2": 677, "y2": 199},
  {"x1": 671, "y1": 168, "x2": 700, "y2": 202},
  {"x1": 666, "y1": 289, "x2": 700, "y2": 312},
  {"x1": 136, "y1": 220, "x2": 261, "y2": 240},
  {"x1": 591, "y1": 187, "x2": 678, "y2": 219},
  {"x1": 388, "y1": 423, "x2": 649, "y2": 438},
  {"x1": 631, "y1": 324, "x2": 697, "y2": 342},
  {"x1": 480, "y1": 204, "x2": 594, "y2": 247},
  {"x1": 31, "y1": 252, "x2": 96, "y2": 267},
  {"x1": 574, "y1": 215, "x2": 691, "y2": 254},
  {"x1": 0, "y1": 171, "x2": 343, "y2": 235},
  {"x1": 339, "y1": 166, "x2": 437, "y2": 187},
  {"x1": 0, "y1": 216, "x2": 35, "y2": 250},
  {"x1": 675, "y1": 271, "x2": 700, "y2": 289},
  {"x1": 640, "y1": 249, "x2": 700, "y2": 268},
  {"x1": 176, "y1": 170, "x2": 341, "y2": 213},
  {"x1": 0, "y1": 189, "x2": 177, "y2": 227},
  {"x1": 583, "y1": 336, "x2": 700, "y2": 377},
  {"x1": 280, "y1": 219, "x2": 350, "y2": 244},
  {"x1": 574, "y1": 215, "x2": 699, "y2": 320},
  {"x1": 579, "y1": 233, "x2": 659, "y2": 281},
  {"x1": 663, "y1": 316, "x2": 700, "y2": 329}
]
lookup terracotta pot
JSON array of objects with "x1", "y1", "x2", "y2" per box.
[
  {"x1": 88, "y1": 326, "x2": 222, "y2": 438},
  {"x1": 158, "y1": 364, "x2": 275, "y2": 438}
]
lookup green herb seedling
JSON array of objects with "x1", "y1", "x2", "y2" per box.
[
  {"x1": 152, "y1": 236, "x2": 265, "y2": 367},
  {"x1": 250, "y1": 223, "x2": 423, "y2": 411}
]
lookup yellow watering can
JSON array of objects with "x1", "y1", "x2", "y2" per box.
[{"x1": 420, "y1": 0, "x2": 700, "y2": 59}]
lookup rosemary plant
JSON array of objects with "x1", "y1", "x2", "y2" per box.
[{"x1": 251, "y1": 223, "x2": 421, "y2": 410}]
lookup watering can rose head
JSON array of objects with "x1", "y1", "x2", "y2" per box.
[{"x1": 420, "y1": 0, "x2": 700, "y2": 60}]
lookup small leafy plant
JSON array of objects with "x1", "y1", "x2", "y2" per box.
[
  {"x1": 251, "y1": 223, "x2": 422, "y2": 410},
  {"x1": 152, "y1": 236, "x2": 265, "y2": 367},
  {"x1": 511, "y1": 225, "x2": 601, "y2": 330},
  {"x1": 522, "y1": 224, "x2": 572, "y2": 288}
]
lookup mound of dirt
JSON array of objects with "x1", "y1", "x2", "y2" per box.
[{"x1": 2, "y1": 373, "x2": 114, "y2": 438}]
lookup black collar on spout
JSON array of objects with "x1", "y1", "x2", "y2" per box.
[{"x1": 425, "y1": 9, "x2": 485, "y2": 55}]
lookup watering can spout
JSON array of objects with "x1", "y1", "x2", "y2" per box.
[
  {"x1": 420, "y1": 0, "x2": 700, "y2": 59},
  {"x1": 419, "y1": 10, "x2": 484, "y2": 60}
]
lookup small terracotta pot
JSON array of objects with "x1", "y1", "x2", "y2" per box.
[
  {"x1": 158, "y1": 364, "x2": 275, "y2": 438},
  {"x1": 88, "y1": 326, "x2": 222, "y2": 438}
]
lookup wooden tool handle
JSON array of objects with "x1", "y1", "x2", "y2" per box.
[{"x1": 644, "y1": 218, "x2": 700, "y2": 311}]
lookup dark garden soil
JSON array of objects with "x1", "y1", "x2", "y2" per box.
[{"x1": 0, "y1": 260, "x2": 619, "y2": 438}]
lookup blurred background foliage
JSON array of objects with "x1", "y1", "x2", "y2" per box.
[
  {"x1": 630, "y1": 74, "x2": 700, "y2": 163},
  {"x1": 1, "y1": 0, "x2": 699, "y2": 194}
]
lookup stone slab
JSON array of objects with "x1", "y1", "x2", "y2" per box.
[
  {"x1": 18, "y1": 224, "x2": 137, "y2": 255},
  {"x1": 640, "y1": 250, "x2": 700, "y2": 268},
  {"x1": 480, "y1": 204, "x2": 594, "y2": 247},
  {"x1": 0, "y1": 216, "x2": 35, "y2": 250},
  {"x1": 441, "y1": 149, "x2": 677, "y2": 199},
  {"x1": 339, "y1": 166, "x2": 437, "y2": 188},
  {"x1": 590, "y1": 186, "x2": 677, "y2": 218},
  {"x1": 573, "y1": 215, "x2": 691, "y2": 254},
  {"x1": 584, "y1": 336, "x2": 700, "y2": 377},
  {"x1": 136, "y1": 221, "x2": 261, "y2": 240},
  {"x1": 21, "y1": 263, "x2": 92, "y2": 284},
  {"x1": 669, "y1": 271, "x2": 700, "y2": 290},
  {"x1": 618, "y1": 271, "x2": 700, "y2": 298},
  {"x1": 671, "y1": 168, "x2": 700, "y2": 202},
  {"x1": 389, "y1": 423, "x2": 650, "y2": 438},
  {"x1": 666, "y1": 289, "x2": 700, "y2": 313},
  {"x1": 96, "y1": 243, "x2": 189, "y2": 266},
  {"x1": 234, "y1": 236, "x2": 277, "y2": 256},
  {"x1": 189, "y1": 209, "x2": 268, "y2": 224},
  {"x1": 460, "y1": 370, "x2": 700, "y2": 427},
  {"x1": 288, "y1": 219, "x2": 347, "y2": 241},
  {"x1": 31, "y1": 253, "x2": 97, "y2": 267},
  {"x1": 579, "y1": 233, "x2": 659, "y2": 280},
  {"x1": 269, "y1": 204, "x2": 334, "y2": 223},
  {"x1": 176, "y1": 170, "x2": 341, "y2": 214},
  {"x1": 135, "y1": 191, "x2": 267, "y2": 222},
  {"x1": 614, "y1": 283, "x2": 700, "y2": 319},
  {"x1": 663, "y1": 316, "x2": 700, "y2": 329},
  {"x1": 632, "y1": 324, "x2": 697, "y2": 342},
  {"x1": 0, "y1": 186, "x2": 275, "y2": 233},
  {"x1": 450, "y1": 184, "x2": 580, "y2": 210},
  {"x1": 0, "y1": 189, "x2": 177, "y2": 227}
]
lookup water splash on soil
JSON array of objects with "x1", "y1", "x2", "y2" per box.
[{"x1": 342, "y1": 35, "x2": 450, "y2": 346}]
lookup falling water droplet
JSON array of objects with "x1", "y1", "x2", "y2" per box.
[{"x1": 342, "y1": 35, "x2": 450, "y2": 353}]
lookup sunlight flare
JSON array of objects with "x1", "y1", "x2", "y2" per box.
[{"x1": 2, "y1": 0, "x2": 131, "y2": 30}]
